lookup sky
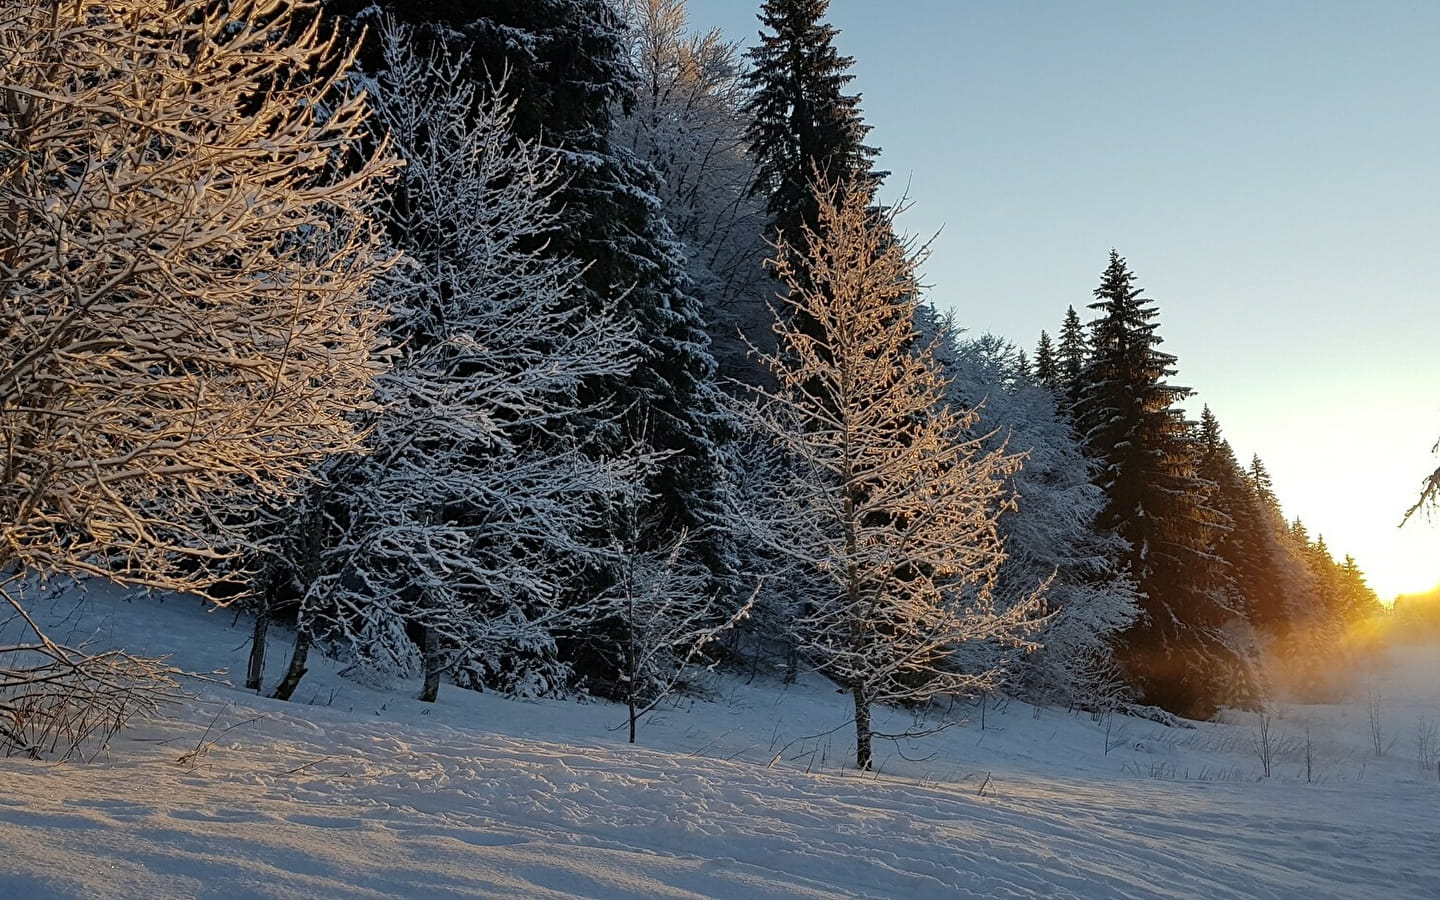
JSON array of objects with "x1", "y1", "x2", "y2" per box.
[{"x1": 687, "y1": 0, "x2": 1440, "y2": 601}]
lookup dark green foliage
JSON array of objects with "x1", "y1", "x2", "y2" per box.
[
  {"x1": 321, "y1": 0, "x2": 738, "y2": 675},
  {"x1": 1034, "y1": 330, "x2": 1059, "y2": 389},
  {"x1": 744, "y1": 0, "x2": 880, "y2": 248},
  {"x1": 1074, "y1": 252, "x2": 1255, "y2": 718},
  {"x1": 1056, "y1": 305, "x2": 1088, "y2": 408}
]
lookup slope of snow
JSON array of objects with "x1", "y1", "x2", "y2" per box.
[{"x1": 1, "y1": 582, "x2": 1437, "y2": 899}]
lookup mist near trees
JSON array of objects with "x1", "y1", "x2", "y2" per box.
[{"x1": 0, "y1": 0, "x2": 1391, "y2": 764}]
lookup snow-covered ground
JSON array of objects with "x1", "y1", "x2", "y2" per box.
[{"x1": 2, "y1": 583, "x2": 1437, "y2": 899}]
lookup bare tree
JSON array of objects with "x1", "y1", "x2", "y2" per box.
[
  {"x1": 0, "y1": 0, "x2": 395, "y2": 753},
  {"x1": 566, "y1": 511, "x2": 755, "y2": 743},
  {"x1": 1402, "y1": 436, "x2": 1440, "y2": 525},
  {"x1": 744, "y1": 179, "x2": 1047, "y2": 770}
]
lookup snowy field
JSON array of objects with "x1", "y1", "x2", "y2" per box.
[{"x1": 1, "y1": 583, "x2": 1437, "y2": 899}]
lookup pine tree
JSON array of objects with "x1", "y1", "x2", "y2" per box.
[
  {"x1": 744, "y1": 0, "x2": 881, "y2": 250},
  {"x1": 1075, "y1": 252, "x2": 1255, "y2": 718}
]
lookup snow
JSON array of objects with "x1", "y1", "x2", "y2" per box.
[{"x1": 2, "y1": 583, "x2": 1438, "y2": 899}]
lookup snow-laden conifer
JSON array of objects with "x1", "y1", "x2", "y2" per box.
[
  {"x1": 616, "y1": 0, "x2": 773, "y2": 384},
  {"x1": 934, "y1": 330, "x2": 1139, "y2": 709},
  {"x1": 1073, "y1": 252, "x2": 1255, "y2": 718}
]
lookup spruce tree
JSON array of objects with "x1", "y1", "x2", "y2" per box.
[
  {"x1": 1075, "y1": 251, "x2": 1255, "y2": 718},
  {"x1": 1336, "y1": 556, "x2": 1382, "y2": 622},
  {"x1": 1057, "y1": 305, "x2": 1088, "y2": 407},
  {"x1": 744, "y1": 0, "x2": 880, "y2": 249},
  {"x1": 1194, "y1": 407, "x2": 1268, "y2": 707},
  {"x1": 324, "y1": 1, "x2": 740, "y2": 679},
  {"x1": 1034, "y1": 330, "x2": 1059, "y2": 388},
  {"x1": 1242, "y1": 454, "x2": 1323, "y2": 636}
]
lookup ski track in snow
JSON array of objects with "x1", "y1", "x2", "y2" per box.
[{"x1": 1, "y1": 584, "x2": 1437, "y2": 899}]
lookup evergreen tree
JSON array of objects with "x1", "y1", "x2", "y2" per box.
[
  {"x1": 744, "y1": 0, "x2": 881, "y2": 249},
  {"x1": 1034, "y1": 330, "x2": 1059, "y2": 388},
  {"x1": 1248, "y1": 456, "x2": 1279, "y2": 511},
  {"x1": 1193, "y1": 407, "x2": 1268, "y2": 707},
  {"x1": 1237, "y1": 454, "x2": 1307, "y2": 633},
  {"x1": 327, "y1": 0, "x2": 738, "y2": 604},
  {"x1": 1057, "y1": 305, "x2": 1088, "y2": 407},
  {"x1": 616, "y1": 0, "x2": 773, "y2": 384},
  {"x1": 1075, "y1": 251, "x2": 1255, "y2": 718},
  {"x1": 1336, "y1": 555, "x2": 1383, "y2": 622},
  {"x1": 935, "y1": 328, "x2": 1139, "y2": 708}
]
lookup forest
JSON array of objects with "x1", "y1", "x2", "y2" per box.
[{"x1": 0, "y1": 0, "x2": 1410, "y2": 773}]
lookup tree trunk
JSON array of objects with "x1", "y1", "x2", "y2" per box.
[
  {"x1": 626, "y1": 619, "x2": 637, "y2": 743},
  {"x1": 853, "y1": 685, "x2": 872, "y2": 771},
  {"x1": 272, "y1": 627, "x2": 310, "y2": 702},
  {"x1": 419, "y1": 625, "x2": 441, "y2": 703},
  {"x1": 245, "y1": 601, "x2": 269, "y2": 692}
]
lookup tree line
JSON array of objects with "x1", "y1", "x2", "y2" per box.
[{"x1": 0, "y1": 0, "x2": 1386, "y2": 766}]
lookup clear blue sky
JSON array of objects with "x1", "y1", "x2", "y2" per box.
[{"x1": 688, "y1": 0, "x2": 1440, "y2": 599}]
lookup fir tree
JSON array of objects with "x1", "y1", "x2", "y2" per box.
[
  {"x1": 744, "y1": 0, "x2": 881, "y2": 249},
  {"x1": 1034, "y1": 330, "x2": 1059, "y2": 388},
  {"x1": 328, "y1": 0, "x2": 739, "y2": 604},
  {"x1": 1057, "y1": 305, "x2": 1088, "y2": 407},
  {"x1": 1075, "y1": 252, "x2": 1256, "y2": 718}
]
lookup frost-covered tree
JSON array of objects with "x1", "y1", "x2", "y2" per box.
[
  {"x1": 933, "y1": 329, "x2": 1139, "y2": 708},
  {"x1": 563, "y1": 514, "x2": 754, "y2": 743},
  {"x1": 0, "y1": 0, "x2": 394, "y2": 753},
  {"x1": 746, "y1": 180, "x2": 1045, "y2": 770},
  {"x1": 616, "y1": 0, "x2": 773, "y2": 383},
  {"x1": 296, "y1": 26, "x2": 643, "y2": 701},
  {"x1": 328, "y1": 0, "x2": 738, "y2": 608}
]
